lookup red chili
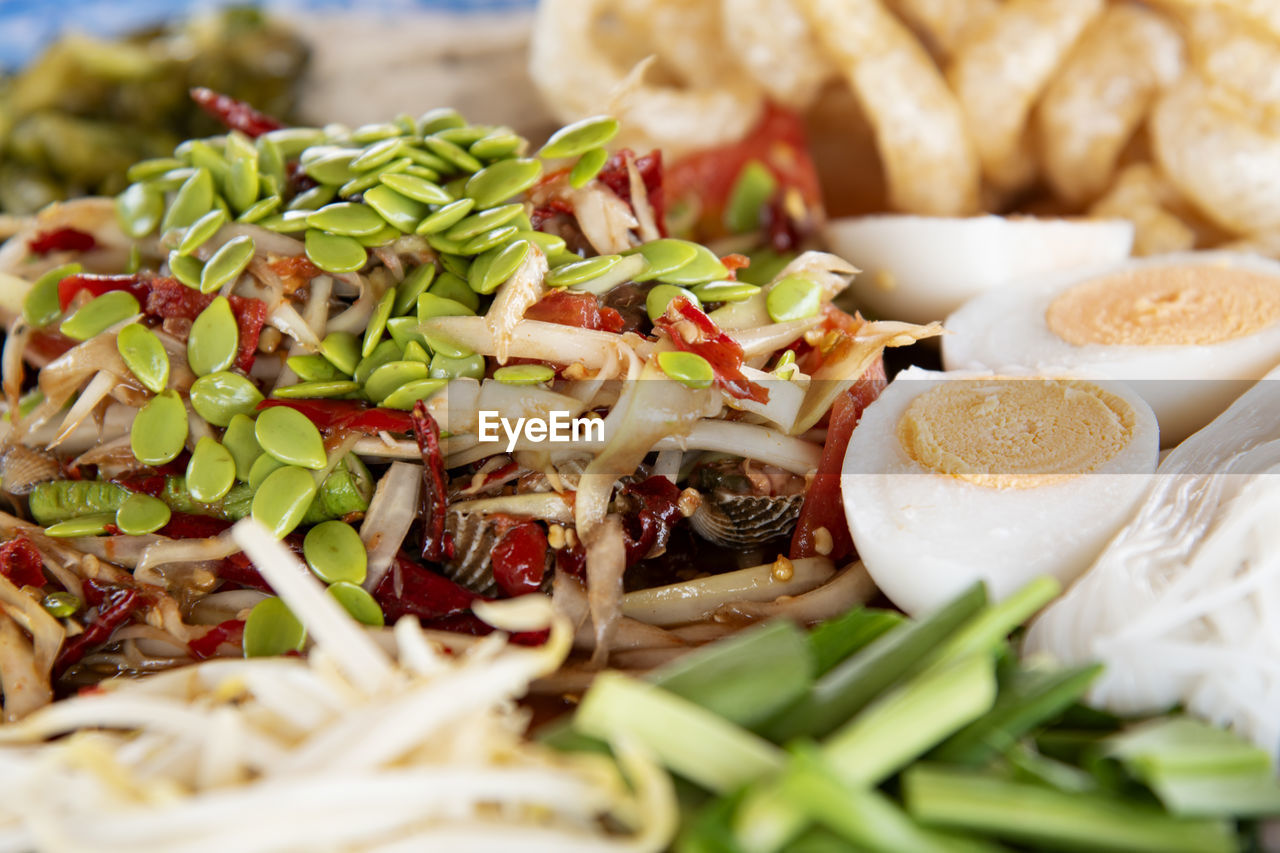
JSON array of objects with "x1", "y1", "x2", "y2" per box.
[
  {"x1": 597, "y1": 149, "x2": 667, "y2": 236},
  {"x1": 256, "y1": 399, "x2": 414, "y2": 436},
  {"x1": 54, "y1": 580, "x2": 144, "y2": 675},
  {"x1": 190, "y1": 87, "x2": 285, "y2": 137},
  {"x1": 654, "y1": 296, "x2": 768, "y2": 403},
  {"x1": 490, "y1": 522, "x2": 548, "y2": 597},
  {"x1": 524, "y1": 289, "x2": 625, "y2": 333},
  {"x1": 26, "y1": 329, "x2": 76, "y2": 363},
  {"x1": 56, "y1": 273, "x2": 148, "y2": 311},
  {"x1": 619, "y1": 476, "x2": 682, "y2": 565},
  {"x1": 188, "y1": 619, "x2": 245, "y2": 660},
  {"x1": 28, "y1": 228, "x2": 96, "y2": 255},
  {"x1": 411, "y1": 401, "x2": 453, "y2": 562},
  {"x1": 789, "y1": 356, "x2": 887, "y2": 562},
  {"x1": 161, "y1": 512, "x2": 234, "y2": 540},
  {"x1": 374, "y1": 553, "x2": 477, "y2": 623},
  {"x1": 0, "y1": 536, "x2": 46, "y2": 589}
]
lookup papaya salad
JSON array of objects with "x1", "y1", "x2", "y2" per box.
[{"x1": 0, "y1": 89, "x2": 936, "y2": 713}]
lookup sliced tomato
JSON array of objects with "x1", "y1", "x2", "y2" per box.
[
  {"x1": 525, "y1": 289, "x2": 625, "y2": 333},
  {"x1": 664, "y1": 102, "x2": 822, "y2": 241},
  {"x1": 790, "y1": 356, "x2": 887, "y2": 562}
]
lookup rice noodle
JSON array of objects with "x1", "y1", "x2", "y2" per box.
[{"x1": 1026, "y1": 368, "x2": 1280, "y2": 758}]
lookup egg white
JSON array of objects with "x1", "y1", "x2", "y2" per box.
[
  {"x1": 942, "y1": 251, "x2": 1280, "y2": 445},
  {"x1": 825, "y1": 214, "x2": 1134, "y2": 325},
  {"x1": 842, "y1": 367, "x2": 1159, "y2": 616}
]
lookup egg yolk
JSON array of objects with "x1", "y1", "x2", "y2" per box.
[
  {"x1": 896, "y1": 379, "x2": 1134, "y2": 489},
  {"x1": 1045, "y1": 265, "x2": 1280, "y2": 346}
]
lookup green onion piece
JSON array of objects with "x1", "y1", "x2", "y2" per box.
[
  {"x1": 1106, "y1": 717, "x2": 1280, "y2": 818},
  {"x1": 757, "y1": 744, "x2": 992, "y2": 853},
  {"x1": 763, "y1": 582, "x2": 986, "y2": 742},
  {"x1": 821, "y1": 654, "x2": 997, "y2": 788},
  {"x1": 930, "y1": 575, "x2": 1060, "y2": 668},
  {"x1": 574, "y1": 671, "x2": 785, "y2": 794},
  {"x1": 806, "y1": 606, "x2": 904, "y2": 678},
  {"x1": 650, "y1": 620, "x2": 814, "y2": 728},
  {"x1": 932, "y1": 662, "x2": 1103, "y2": 766},
  {"x1": 902, "y1": 764, "x2": 1237, "y2": 853}
]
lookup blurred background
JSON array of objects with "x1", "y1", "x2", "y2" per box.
[{"x1": 0, "y1": 0, "x2": 549, "y2": 214}]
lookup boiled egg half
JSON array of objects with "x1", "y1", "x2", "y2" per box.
[
  {"x1": 842, "y1": 368, "x2": 1159, "y2": 616},
  {"x1": 944, "y1": 251, "x2": 1280, "y2": 444}
]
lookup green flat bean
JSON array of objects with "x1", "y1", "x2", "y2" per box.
[
  {"x1": 350, "y1": 138, "x2": 404, "y2": 172},
  {"x1": 632, "y1": 239, "x2": 700, "y2": 282},
  {"x1": 23, "y1": 263, "x2": 80, "y2": 328},
  {"x1": 569, "y1": 147, "x2": 609, "y2": 189},
  {"x1": 115, "y1": 492, "x2": 170, "y2": 536},
  {"x1": 657, "y1": 351, "x2": 714, "y2": 389},
  {"x1": 287, "y1": 354, "x2": 346, "y2": 382},
  {"x1": 355, "y1": 339, "x2": 404, "y2": 386},
  {"x1": 470, "y1": 239, "x2": 530, "y2": 295},
  {"x1": 162, "y1": 167, "x2": 214, "y2": 233},
  {"x1": 493, "y1": 364, "x2": 555, "y2": 385},
  {"x1": 272, "y1": 380, "x2": 360, "y2": 398},
  {"x1": 117, "y1": 323, "x2": 169, "y2": 393},
  {"x1": 45, "y1": 513, "x2": 116, "y2": 538},
  {"x1": 200, "y1": 235, "x2": 255, "y2": 294},
  {"x1": 42, "y1": 592, "x2": 81, "y2": 619},
  {"x1": 464, "y1": 158, "x2": 541, "y2": 208},
  {"x1": 393, "y1": 264, "x2": 436, "y2": 316},
  {"x1": 363, "y1": 184, "x2": 428, "y2": 233},
  {"x1": 243, "y1": 596, "x2": 306, "y2": 657},
  {"x1": 60, "y1": 291, "x2": 138, "y2": 341},
  {"x1": 307, "y1": 202, "x2": 386, "y2": 237},
  {"x1": 116, "y1": 182, "x2": 164, "y2": 239},
  {"x1": 538, "y1": 116, "x2": 620, "y2": 159},
  {"x1": 365, "y1": 361, "x2": 429, "y2": 403},
  {"x1": 363, "y1": 287, "x2": 397, "y2": 358},
  {"x1": 428, "y1": 271, "x2": 480, "y2": 311},
  {"x1": 445, "y1": 203, "x2": 525, "y2": 241},
  {"x1": 415, "y1": 198, "x2": 475, "y2": 235},
  {"x1": 252, "y1": 465, "x2": 318, "y2": 538},
  {"x1": 327, "y1": 582, "x2": 384, "y2": 626},
  {"x1": 189, "y1": 371, "x2": 264, "y2": 427},
  {"x1": 766, "y1": 275, "x2": 823, "y2": 323},
  {"x1": 402, "y1": 341, "x2": 429, "y2": 363},
  {"x1": 221, "y1": 413, "x2": 261, "y2": 481},
  {"x1": 187, "y1": 297, "x2": 239, "y2": 375},
  {"x1": 320, "y1": 331, "x2": 361, "y2": 375},
  {"x1": 187, "y1": 436, "x2": 236, "y2": 503},
  {"x1": 255, "y1": 406, "x2": 327, "y2": 470},
  {"x1": 131, "y1": 390, "x2": 188, "y2": 466},
  {"x1": 380, "y1": 378, "x2": 447, "y2": 410},
  {"x1": 303, "y1": 520, "x2": 367, "y2": 584},
  {"x1": 305, "y1": 229, "x2": 368, "y2": 274},
  {"x1": 379, "y1": 172, "x2": 452, "y2": 205}
]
